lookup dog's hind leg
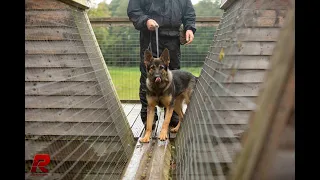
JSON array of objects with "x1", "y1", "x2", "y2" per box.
[
  {"x1": 171, "y1": 95, "x2": 184, "y2": 133},
  {"x1": 170, "y1": 108, "x2": 183, "y2": 133}
]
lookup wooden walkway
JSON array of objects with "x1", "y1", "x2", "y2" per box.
[{"x1": 121, "y1": 103, "x2": 186, "y2": 140}]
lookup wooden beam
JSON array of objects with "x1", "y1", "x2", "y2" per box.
[
  {"x1": 220, "y1": 0, "x2": 236, "y2": 10},
  {"x1": 121, "y1": 139, "x2": 171, "y2": 180},
  {"x1": 58, "y1": 0, "x2": 90, "y2": 9},
  {"x1": 89, "y1": 17, "x2": 221, "y2": 27}
]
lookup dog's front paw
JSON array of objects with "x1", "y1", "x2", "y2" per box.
[
  {"x1": 170, "y1": 127, "x2": 179, "y2": 133},
  {"x1": 159, "y1": 130, "x2": 168, "y2": 141},
  {"x1": 140, "y1": 136, "x2": 151, "y2": 143}
]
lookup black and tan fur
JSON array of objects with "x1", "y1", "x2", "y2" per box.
[{"x1": 140, "y1": 48, "x2": 197, "y2": 143}]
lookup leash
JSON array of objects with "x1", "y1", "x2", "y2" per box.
[
  {"x1": 148, "y1": 25, "x2": 160, "y2": 58},
  {"x1": 155, "y1": 25, "x2": 159, "y2": 58}
]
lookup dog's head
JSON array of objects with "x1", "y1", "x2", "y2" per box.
[{"x1": 144, "y1": 48, "x2": 170, "y2": 84}]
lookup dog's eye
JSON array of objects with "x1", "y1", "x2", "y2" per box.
[
  {"x1": 150, "y1": 65, "x2": 155, "y2": 69},
  {"x1": 159, "y1": 65, "x2": 165, "y2": 69}
]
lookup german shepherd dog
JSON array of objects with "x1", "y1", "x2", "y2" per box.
[{"x1": 140, "y1": 48, "x2": 197, "y2": 143}]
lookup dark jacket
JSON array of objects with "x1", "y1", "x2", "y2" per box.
[{"x1": 127, "y1": 0, "x2": 196, "y2": 37}]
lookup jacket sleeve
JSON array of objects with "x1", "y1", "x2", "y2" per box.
[
  {"x1": 182, "y1": 0, "x2": 196, "y2": 34},
  {"x1": 127, "y1": 0, "x2": 150, "y2": 31}
]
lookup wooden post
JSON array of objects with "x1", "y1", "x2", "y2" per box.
[{"x1": 58, "y1": 0, "x2": 90, "y2": 9}]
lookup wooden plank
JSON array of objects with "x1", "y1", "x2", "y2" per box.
[
  {"x1": 210, "y1": 42, "x2": 276, "y2": 55},
  {"x1": 188, "y1": 142, "x2": 241, "y2": 153},
  {"x1": 122, "y1": 103, "x2": 136, "y2": 116},
  {"x1": 131, "y1": 114, "x2": 145, "y2": 138},
  {"x1": 25, "y1": 134, "x2": 121, "y2": 142},
  {"x1": 239, "y1": 10, "x2": 287, "y2": 28},
  {"x1": 89, "y1": 17, "x2": 220, "y2": 23},
  {"x1": 25, "y1": 41, "x2": 86, "y2": 55},
  {"x1": 173, "y1": 162, "x2": 231, "y2": 176},
  {"x1": 206, "y1": 55, "x2": 271, "y2": 70},
  {"x1": 126, "y1": 105, "x2": 141, "y2": 127},
  {"x1": 148, "y1": 141, "x2": 171, "y2": 180},
  {"x1": 25, "y1": 121, "x2": 118, "y2": 137},
  {"x1": 202, "y1": 96, "x2": 257, "y2": 111},
  {"x1": 25, "y1": 95, "x2": 109, "y2": 109},
  {"x1": 25, "y1": 27, "x2": 80, "y2": 41},
  {"x1": 25, "y1": 81, "x2": 102, "y2": 95},
  {"x1": 58, "y1": 0, "x2": 90, "y2": 9},
  {"x1": 180, "y1": 124, "x2": 245, "y2": 139},
  {"x1": 173, "y1": 175, "x2": 228, "y2": 180},
  {"x1": 236, "y1": 28, "x2": 280, "y2": 42},
  {"x1": 191, "y1": 145, "x2": 239, "y2": 163},
  {"x1": 25, "y1": 67, "x2": 96, "y2": 82},
  {"x1": 199, "y1": 110, "x2": 251, "y2": 124},
  {"x1": 75, "y1": 11, "x2": 135, "y2": 158},
  {"x1": 208, "y1": 82, "x2": 262, "y2": 97},
  {"x1": 220, "y1": 0, "x2": 236, "y2": 9},
  {"x1": 25, "y1": 10, "x2": 76, "y2": 27},
  {"x1": 25, "y1": 54, "x2": 92, "y2": 68},
  {"x1": 244, "y1": 0, "x2": 290, "y2": 9},
  {"x1": 25, "y1": 160, "x2": 124, "y2": 174},
  {"x1": 25, "y1": 173, "x2": 121, "y2": 180},
  {"x1": 204, "y1": 69, "x2": 267, "y2": 83},
  {"x1": 121, "y1": 140, "x2": 153, "y2": 180},
  {"x1": 25, "y1": 0, "x2": 71, "y2": 10},
  {"x1": 25, "y1": 109, "x2": 113, "y2": 123},
  {"x1": 25, "y1": 140, "x2": 124, "y2": 161}
]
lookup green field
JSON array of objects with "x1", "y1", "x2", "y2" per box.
[{"x1": 108, "y1": 67, "x2": 202, "y2": 100}]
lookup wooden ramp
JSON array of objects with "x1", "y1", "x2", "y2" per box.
[{"x1": 121, "y1": 104, "x2": 188, "y2": 179}]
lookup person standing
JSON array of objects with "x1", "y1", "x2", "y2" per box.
[{"x1": 127, "y1": 0, "x2": 196, "y2": 128}]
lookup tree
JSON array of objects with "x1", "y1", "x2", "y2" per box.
[
  {"x1": 194, "y1": 0, "x2": 223, "y2": 17},
  {"x1": 87, "y1": 1, "x2": 111, "y2": 18}
]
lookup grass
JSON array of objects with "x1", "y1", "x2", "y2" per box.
[{"x1": 108, "y1": 66, "x2": 202, "y2": 100}]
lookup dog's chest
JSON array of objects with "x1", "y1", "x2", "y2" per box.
[{"x1": 153, "y1": 95, "x2": 172, "y2": 108}]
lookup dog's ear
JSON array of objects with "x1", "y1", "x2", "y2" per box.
[
  {"x1": 144, "y1": 49, "x2": 153, "y2": 67},
  {"x1": 160, "y1": 48, "x2": 170, "y2": 66}
]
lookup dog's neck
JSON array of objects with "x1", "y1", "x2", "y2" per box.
[{"x1": 146, "y1": 70, "x2": 173, "y2": 93}]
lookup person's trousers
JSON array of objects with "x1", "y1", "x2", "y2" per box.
[{"x1": 139, "y1": 31, "x2": 180, "y2": 127}]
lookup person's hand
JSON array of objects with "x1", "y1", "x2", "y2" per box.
[
  {"x1": 185, "y1": 30, "x2": 194, "y2": 45},
  {"x1": 146, "y1": 19, "x2": 159, "y2": 31}
]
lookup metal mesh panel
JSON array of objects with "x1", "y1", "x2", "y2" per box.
[
  {"x1": 173, "y1": 0, "x2": 292, "y2": 179},
  {"x1": 25, "y1": 0, "x2": 135, "y2": 179}
]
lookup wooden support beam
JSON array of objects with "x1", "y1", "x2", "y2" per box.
[
  {"x1": 58, "y1": 0, "x2": 90, "y2": 9},
  {"x1": 89, "y1": 17, "x2": 221, "y2": 27},
  {"x1": 121, "y1": 139, "x2": 171, "y2": 180}
]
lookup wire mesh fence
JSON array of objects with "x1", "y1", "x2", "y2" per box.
[
  {"x1": 90, "y1": 19, "x2": 220, "y2": 100},
  {"x1": 172, "y1": 0, "x2": 293, "y2": 179},
  {"x1": 25, "y1": 0, "x2": 135, "y2": 179}
]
